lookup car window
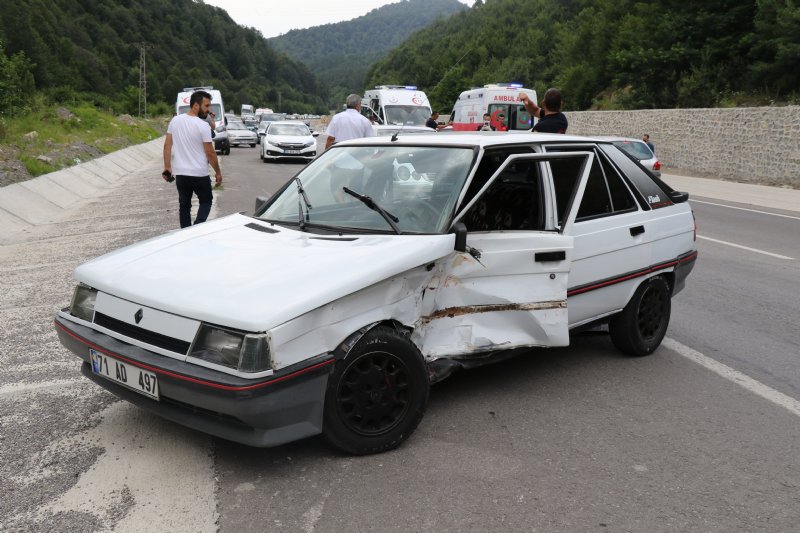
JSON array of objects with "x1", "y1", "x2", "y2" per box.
[
  {"x1": 613, "y1": 140, "x2": 653, "y2": 160},
  {"x1": 600, "y1": 144, "x2": 674, "y2": 210},
  {"x1": 259, "y1": 146, "x2": 475, "y2": 234},
  {"x1": 545, "y1": 145, "x2": 637, "y2": 221},
  {"x1": 269, "y1": 125, "x2": 309, "y2": 136},
  {"x1": 461, "y1": 146, "x2": 535, "y2": 209},
  {"x1": 462, "y1": 158, "x2": 544, "y2": 231}
]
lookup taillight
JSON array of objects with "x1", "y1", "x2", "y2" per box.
[
  {"x1": 692, "y1": 211, "x2": 697, "y2": 241},
  {"x1": 653, "y1": 160, "x2": 661, "y2": 171}
]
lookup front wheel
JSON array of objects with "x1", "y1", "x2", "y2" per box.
[
  {"x1": 323, "y1": 326, "x2": 429, "y2": 455},
  {"x1": 609, "y1": 276, "x2": 671, "y2": 356}
]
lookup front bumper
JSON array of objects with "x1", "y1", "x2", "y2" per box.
[
  {"x1": 263, "y1": 147, "x2": 316, "y2": 160},
  {"x1": 230, "y1": 136, "x2": 257, "y2": 146},
  {"x1": 55, "y1": 314, "x2": 333, "y2": 447}
]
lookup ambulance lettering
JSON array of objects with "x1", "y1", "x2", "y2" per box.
[{"x1": 493, "y1": 95, "x2": 521, "y2": 102}]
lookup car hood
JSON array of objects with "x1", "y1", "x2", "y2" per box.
[{"x1": 75, "y1": 214, "x2": 456, "y2": 331}]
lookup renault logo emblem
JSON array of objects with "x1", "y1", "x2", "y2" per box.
[{"x1": 134, "y1": 309, "x2": 143, "y2": 324}]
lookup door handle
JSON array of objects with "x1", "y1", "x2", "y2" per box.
[
  {"x1": 630, "y1": 225, "x2": 645, "y2": 236},
  {"x1": 535, "y1": 251, "x2": 566, "y2": 262}
]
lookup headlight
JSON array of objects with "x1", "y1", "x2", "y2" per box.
[
  {"x1": 304, "y1": 140, "x2": 315, "y2": 148},
  {"x1": 216, "y1": 124, "x2": 226, "y2": 133},
  {"x1": 190, "y1": 324, "x2": 272, "y2": 372},
  {"x1": 70, "y1": 283, "x2": 97, "y2": 322}
]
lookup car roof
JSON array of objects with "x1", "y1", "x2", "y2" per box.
[{"x1": 334, "y1": 131, "x2": 616, "y2": 148}]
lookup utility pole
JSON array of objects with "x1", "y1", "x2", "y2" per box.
[{"x1": 138, "y1": 43, "x2": 150, "y2": 118}]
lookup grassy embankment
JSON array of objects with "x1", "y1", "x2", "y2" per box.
[{"x1": 0, "y1": 101, "x2": 167, "y2": 183}]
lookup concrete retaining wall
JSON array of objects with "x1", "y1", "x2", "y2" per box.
[
  {"x1": 0, "y1": 138, "x2": 164, "y2": 237},
  {"x1": 565, "y1": 106, "x2": 800, "y2": 189}
]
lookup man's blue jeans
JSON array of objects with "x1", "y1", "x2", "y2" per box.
[{"x1": 176, "y1": 175, "x2": 213, "y2": 228}]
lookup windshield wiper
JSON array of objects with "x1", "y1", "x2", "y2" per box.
[
  {"x1": 294, "y1": 176, "x2": 312, "y2": 231},
  {"x1": 342, "y1": 187, "x2": 401, "y2": 235}
]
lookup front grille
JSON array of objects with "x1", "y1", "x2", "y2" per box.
[
  {"x1": 94, "y1": 312, "x2": 191, "y2": 354},
  {"x1": 277, "y1": 143, "x2": 304, "y2": 150}
]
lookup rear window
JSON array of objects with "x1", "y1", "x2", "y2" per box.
[{"x1": 613, "y1": 141, "x2": 653, "y2": 160}]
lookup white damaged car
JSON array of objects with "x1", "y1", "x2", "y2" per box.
[{"x1": 56, "y1": 133, "x2": 697, "y2": 454}]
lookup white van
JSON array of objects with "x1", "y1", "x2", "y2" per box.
[
  {"x1": 361, "y1": 85, "x2": 432, "y2": 127},
  {"x1": 241, "y1": 104, "x2": 254, "y2": 116},
  {"x1": 175, "y1": 87, "x2": 230, "y2": 155},
  {"x1": 449, "y1": 83, "x2": 537, "y2": 132}
]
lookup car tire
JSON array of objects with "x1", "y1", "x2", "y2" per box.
[
  {"x1": 250, "y1": 144, "x2": 256, "y2": 148},
  {"x1": 224, "y1": 147, "x2": 231, "y2": 155},
  {"x1": 609, "y1": 276, "x2": 671, "y2": 356},
  {"x1": 323, "y1": 326, "x2": 429, "y2": 455}
]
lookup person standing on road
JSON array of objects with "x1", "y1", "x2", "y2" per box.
[
  {"x1": 519, "y1": 88, "x2": 568, "y2": 134},
  {"x1": 643, "y1": 133, "x2": 655, "y2": 153},
  {"x1": 324, "y1": 94, "x2": 374, "y2": 150},
  {"x1": 163, "y1": 90, "x2": 222, "y2": 229}
]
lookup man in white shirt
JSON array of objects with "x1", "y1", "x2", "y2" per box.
[
  {"x1": 324, "y1": 94, "x2": 374, "y2": 149},
  {"x1": 163, "y1": 90, "x2": 223, "y2": 228}
]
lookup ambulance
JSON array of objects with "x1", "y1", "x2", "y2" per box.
[
  {"x1": 175, "y1": 86, "x2": 230, "y2": 155},
  {"x1": 361, "y1": 85, "x2": 432, "y2": 128},
  {"x1": 449, "y1": 83, "x2": 537, "y2": 132}
]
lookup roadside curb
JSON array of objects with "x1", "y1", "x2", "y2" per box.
[{"x1": 0, "y1": 137, "x2": 164, "y2": 232}]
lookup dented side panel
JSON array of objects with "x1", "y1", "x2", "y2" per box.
[{"x1": 413, "y1": 232, "x2": 574, "y2": 358}]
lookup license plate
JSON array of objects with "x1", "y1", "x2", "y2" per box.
[
  {"x1": 284, "y1": 149, "x2": 301, "y2": 154},
  {"x1": 90, "y1": 349, "x2": 159, "y2": 400}
]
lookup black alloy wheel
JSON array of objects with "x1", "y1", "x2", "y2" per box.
[
  {"x1": 323, "y1": 326, "x2": 429, "y2": 454},
  {"x1": 609, "y1": 276, "x2": 671, "y2": 356}
]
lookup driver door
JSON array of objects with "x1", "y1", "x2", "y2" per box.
[{"x1": 415, "y1": 152, "x2": 593, "y2": 358}]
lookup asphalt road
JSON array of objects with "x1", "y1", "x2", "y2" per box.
[{"x1": 1, "y1": 140, "x2": 799, "y2": 532}]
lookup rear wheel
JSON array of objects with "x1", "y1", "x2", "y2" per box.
[
  {"x1": 609, "y1": 276, "x2": 671, "y2": 356},
  {"x1": 323, "y1": 326, "x2": 429, "y2": 455}
]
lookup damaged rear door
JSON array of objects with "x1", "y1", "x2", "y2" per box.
[{"x1": 414, "y1": 152, "x2": 593, "y2": 358}]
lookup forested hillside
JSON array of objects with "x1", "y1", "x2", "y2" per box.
[
  {"x1": 269, "y1": 0, "x2": 467, "y2": 105},
  {"x1": 0, "y1": 0, "x2": 327, "y2": 116},
  {"x1": 367, "y1": 0, "x2": 800, "y2": 111}
]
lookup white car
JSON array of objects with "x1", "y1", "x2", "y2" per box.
[
  {"x1": 55, "y1": 133, "x2": 697, "y2": 455},
  {"x1": 260, "y1": 121, "x2": 317, "y2": 162},
  {"x1": 226, "y1": 122, "x2": 257, "y2": 148}
]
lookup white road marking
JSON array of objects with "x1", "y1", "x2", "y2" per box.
[
  {"x1": 690, "y1": 199, "x2": 800, "y2": 221},
  {"x1": 663, "y1": 338, "x2": 800, "y2": 418},
  {"x1": 697, "y1": 235, "x2": 794, "y2": 260}
]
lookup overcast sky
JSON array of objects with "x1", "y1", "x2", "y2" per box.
[{"x1": 204, "y1": 0, "x2": 472, "y2": 39}]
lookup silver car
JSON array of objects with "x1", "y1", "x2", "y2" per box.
[
  {"x1": 601, "y1": 137, "x2": 662, "y2": 177},
  {"x1": 227, "y1": 122, "x2": 257, "y2": 148}
]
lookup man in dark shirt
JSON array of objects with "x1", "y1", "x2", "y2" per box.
[
  {"x1": 519, "y1": 88, "x2": 568, "y2": 134},
  {"x1": 426, "y1": 111, "x2": 445, "y2": 131}
]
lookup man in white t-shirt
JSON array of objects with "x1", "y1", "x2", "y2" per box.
[
  {"x1": 163, "y1": 90, "x2": 223, "y2": 228},
  {"x1": 324, "y1": 94, "x2": 374, "y2": 150},
  {"x1": 324, "y1": 94, "x2": 374, "y2": 200}
]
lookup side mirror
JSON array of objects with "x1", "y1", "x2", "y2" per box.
[
  {"x1": 452, "y1": 222, "x2": 467, "y2": 252},
  {"x1": 255, "y1": 196, "x2": 269, "y2": 213},
  {"x1": 312, "y1": 132, "x2": 319, "y2": 137}
]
